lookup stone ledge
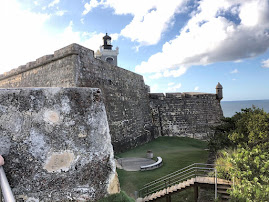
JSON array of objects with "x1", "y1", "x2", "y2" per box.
[
  {"x1": 149, "y1": 92, "x2": 217, "y2": 100},
  {"x1": 140, "y1": 157, "x2": 163, "y2": 171}
]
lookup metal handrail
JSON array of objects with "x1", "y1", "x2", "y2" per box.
[
  {"x1": 143, "y1": 163, "x2": 214, "y2": 187},
  {"x1": 0, "y1": 166, "x2": 15, "y2": 202},
  {"x1": 138, "y1": 163, "x2": 217, "y2": 198},
  {"x1": 143, "y1": 163, "x2": 195, "y2": 187}
]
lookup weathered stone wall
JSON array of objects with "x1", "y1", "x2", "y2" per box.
[
  {"x1": 0, "y1": 45, "x2": 80, "y2": 88},
  {"x1": 75, "y1": 47, "x2": 153, "y2": 153},
  {"x1": 150, "y1": 92, "x2": 223, "y2": 139},
  {"x1": 0, "y1": 88, "x2": 119, "y2": 201},
  {"x1": 0, "y1": 44, "x2": 154, "y2": 153}
]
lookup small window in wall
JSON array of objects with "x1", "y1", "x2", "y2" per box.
[{"x1": 106, "y1": 57, "x2": 114, "y2": 64}]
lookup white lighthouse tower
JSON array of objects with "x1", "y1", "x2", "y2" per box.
[{"x1": 95, "y1": 33, "x2": 119, "y2": 66}]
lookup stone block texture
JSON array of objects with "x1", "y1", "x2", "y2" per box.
[
  {"x1": 150, "y1": 92, "x2": 223, "y2": 139},
  {"x1": 0, "y1": 43, "x2": 223, "y2": 152},
  {"x1": 0, "y1": 88, "x2": 119, "y2": 201},
  {"x1": 0, "y1": 44, "x2": 154, "y2": 153}
]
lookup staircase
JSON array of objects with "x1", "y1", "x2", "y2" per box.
[
  {"x1": 217, "y1": 184, "x2": 232, "y2": 201},
  {"x1": 137, "y1": 163, "x2": 232, "y2": 202}
]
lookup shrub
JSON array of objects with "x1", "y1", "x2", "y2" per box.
[{"x1": 212, "y1": 107, "x2": 269, "y2": 201}]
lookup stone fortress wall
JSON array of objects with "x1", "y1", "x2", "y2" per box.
[
  {"x1": 0, "y1": 44, "x2": 153, "y2": 153},
  {"x1": 150, "y1": 92, "x2": 223, "y2": 139},
  {"x1": 0, "y1": 88, "x2": 119, "y2": 201},
  {"x1": 0, "y1": 43, "x2": 223, "y2": 153},
  {"x1": 0, "y1": 43, "x2": 224, "y2": 201}
]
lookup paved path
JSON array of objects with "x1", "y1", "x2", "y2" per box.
[{"x1": 117, "y1": 158, "x2": 156, "y2": 171}]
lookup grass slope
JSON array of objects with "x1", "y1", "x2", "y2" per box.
[
  {"x1": 117, "y1": 137, "x2": 208, "y2": 200},
  {"x1": 98, "y1": 191, "x2": 135, "y2": 202}
]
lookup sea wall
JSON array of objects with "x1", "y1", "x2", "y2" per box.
[
  {"x1": 0, "y1": 44, "x2": 154, "y2": 153},
  {"x1": 150, "y1": 92, "x2": 223, "y2": 139},
  {"x1": 0, "y1": 88, "x2": 119, "y2": 201}
]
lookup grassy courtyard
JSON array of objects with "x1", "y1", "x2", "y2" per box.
[{"x1": 116, "y1": 137, "x2": 209, "y2": 201}]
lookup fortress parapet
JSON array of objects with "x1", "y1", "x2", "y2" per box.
[
  {"x1": 149, "y1": 89, "x2": 223, "y2": 139},
  {"x1": 150, "y1": 92, "x2": 218, "y2": 99},
  {"x1": 149, "y1": 93, "x2": 165, "y2": 100},
  {"x1": 0, "y1": 44, "x2": 94, "y2": 82}
]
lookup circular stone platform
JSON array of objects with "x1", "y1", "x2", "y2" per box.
[{"x1": 117, "y1": 158, "x2": 156, "y2": 171}]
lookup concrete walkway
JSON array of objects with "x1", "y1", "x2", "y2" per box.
[{"x1": 117, "y1": 158, "x2": 156, "y2": 171}]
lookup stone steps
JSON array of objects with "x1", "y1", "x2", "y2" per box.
[{"x1": 142, "y1": 177, "x2": 232, "y2": 202}]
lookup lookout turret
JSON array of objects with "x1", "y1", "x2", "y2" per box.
[
  {"x1": 95, "y1": 33, "x2": 119, "y2": 66},
  {"x1": 216, "y1": 82, "x2": 223, "y2": 101}
]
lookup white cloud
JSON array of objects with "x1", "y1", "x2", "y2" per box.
[
  {"x1": 55, "y1": 10, "x2": 67, "y2": 16},
  {"x1": 119, "y1": 0, "x2": 186, "y2": 46},
  {"x1": 83, "y1": 32, "x2": 106, "y2": 51},
  {"x1": 110, "y1": 33, "x2": 119, "y2": 42},
  {"x1": 60, "y1": 21, "x2": 82, "y2": 44},
  {"x1": 83, "y1": 0, "x2": 102, "y2": 15},
  {"x1": 239, "y1": 1, "x2": 265, "y2": 27},
  {"x1": 135, "y1": 0, "x2": 269, "y2": 76},
  {"x1": 81, "y1": 18, "x2": 85, "y2": 24},
  {"x1": 83, "y1": 0, "x2": 188, "y2": 46},
  {"x1": 0, "y1": 0, "x2": 116, "y2": 74},
  {"x1": 234, "y1": 59, "x2": 242, "y2": 63},
  {"x1": 149, "y1": 72, "x2": 162, "y2": 79},
  {"x1": 48, "y1": 0, "x2": 60, "y2": 8},
  {"x1": 261, "y1": 58, "x2": 269, "y2": 68},
  {"x1": 168, "y1": 82, "x2": 175, "y2": 86},
  {"x1": 150, "y1": 84, "x2": 159, "y2": 93},
  {"x1": 0, "y1": 0, "x2": 52, "y2": 73},
  {"x1": 163, "y1": 67, "x2": 188, "y2": 77},
  {"x1": 167, "y1": 83, "x2": 182, "y2": 92},
  {"x1": 230, "y1": 69, "x2": 239, "y2": 74},
  {"x1": 194, "y1": 86, "x2": 199, "y2": 91}
]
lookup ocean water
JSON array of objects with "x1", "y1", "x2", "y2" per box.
[{"x1": 221, "y1": 100, "x2": 269, "y2": 117}]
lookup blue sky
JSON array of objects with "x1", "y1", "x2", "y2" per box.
[{"x1": 1, "y1": 0, "x2": 269, "y2": 101}]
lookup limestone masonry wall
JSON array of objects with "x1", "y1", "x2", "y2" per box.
[
  {"x1": 75, "y1": 47, "x2": 153, "y2": 153},
  {"x1": 0, "y1": 44, "x2": 154, "y2": 153},
  {"x1": 150, "y1": 93, "x2": 223, "y2": 139},
  {"x1": 0, "y1": 88, "x2": 119, "y2": 201},
  {"x1": 0, "y1": 45, "x2": 80, "y2": 87},
  {"x1": 0, "y1": 43, "x2": 224, "y2": 152}
]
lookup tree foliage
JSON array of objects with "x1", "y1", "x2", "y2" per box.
[
  {"x1": 212, "y1": 107, "x2": 269, "y2": 201},
  {"x1": 208, "y1": 117, "x2": 236, "y2": 152},
  {"x1": 228, "y1": 145, "x2": 269, "y2": 201},
  {"x1": 228, "y1": 107, "x2": 269, "y2": 148}
]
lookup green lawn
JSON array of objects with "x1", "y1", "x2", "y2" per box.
[
  {"x1": 116, "y1": 137, "x2": 209, "y2": 200},
  {"x1": 98, "y1": 191, "x2": 135, "y2": 202}
]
